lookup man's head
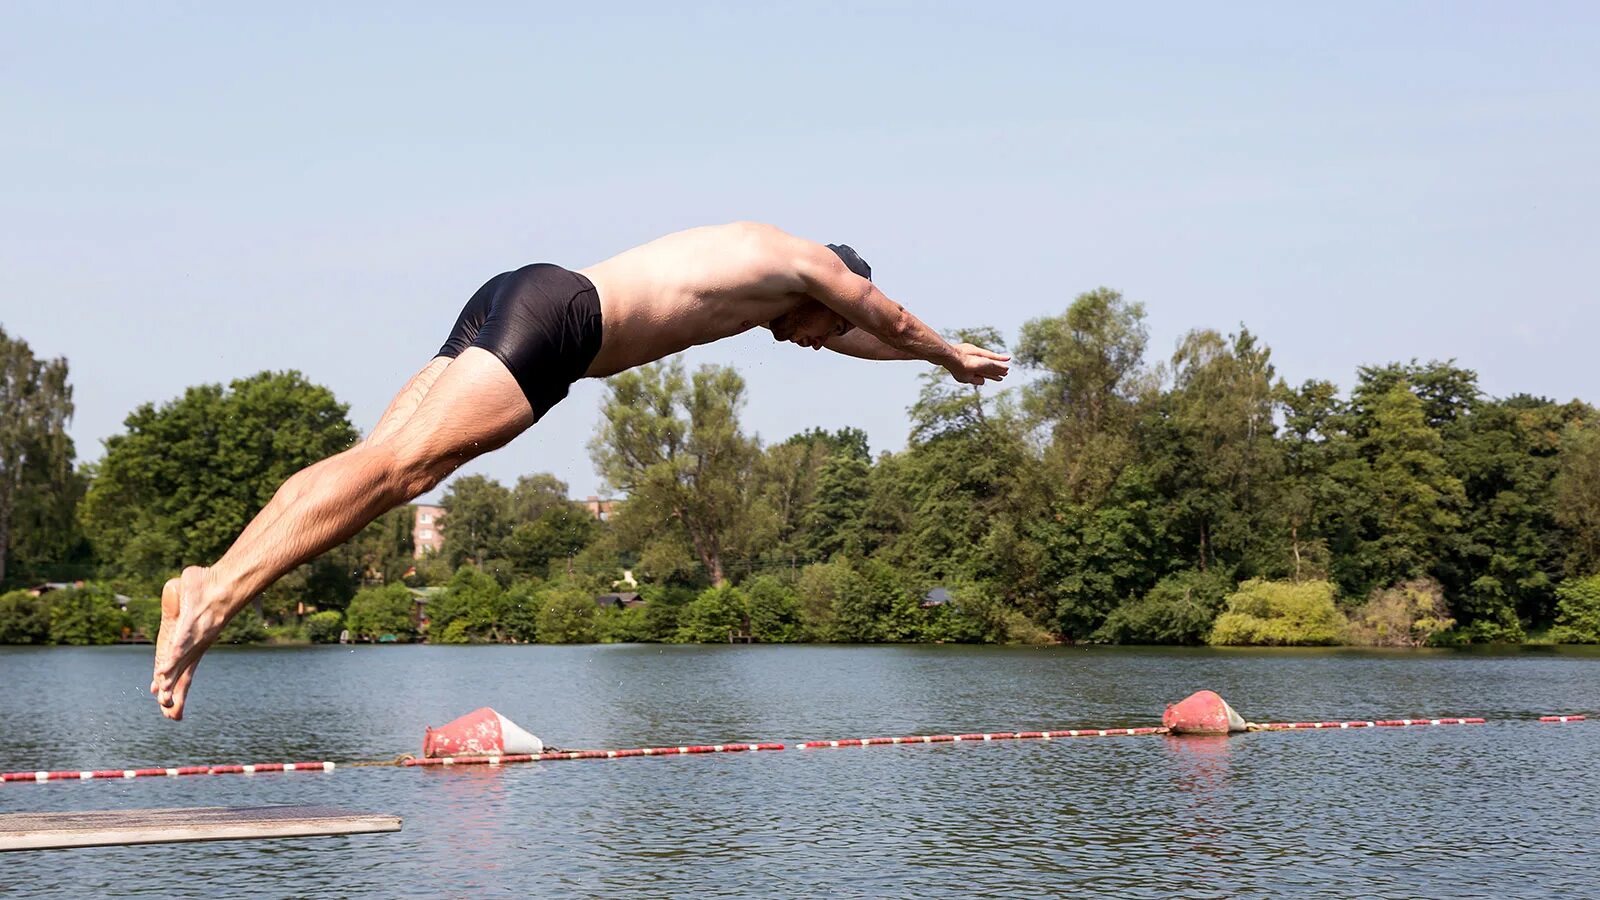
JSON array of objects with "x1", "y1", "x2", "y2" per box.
[
  {"x1": 826, "y1": 243, "x2": 872, "y2": 280},
  {"x1": 770, "y1": 243, "x2": 872, "y2": 347}
]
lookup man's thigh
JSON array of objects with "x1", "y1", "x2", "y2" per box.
[{"x1": 389, "y1": 347, "x2": 537, "y2": 473}]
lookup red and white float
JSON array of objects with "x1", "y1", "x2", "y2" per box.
[
  {"x1": 1162, "y1": 689, "x2": 1248, "y2": 735},
  {"x1": 422, "y1": 707, "x2": 545, "y2": 758}
]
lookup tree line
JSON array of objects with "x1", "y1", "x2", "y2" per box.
[{"x1": 3, "y1": 288, "x2": 1600, "y2": 647}]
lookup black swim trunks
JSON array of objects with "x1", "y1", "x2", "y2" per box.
[{"x1": 437, "y1": 264, "x2": 604, "y2": 422}]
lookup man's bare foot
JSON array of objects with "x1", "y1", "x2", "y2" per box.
[{"x1": 150, "y1": 566, "x2": 229, "y2": 720}]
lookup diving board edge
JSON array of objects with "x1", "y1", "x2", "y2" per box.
[{"x1": 0, "y1": 805, "x2": 401, "y2": 851}]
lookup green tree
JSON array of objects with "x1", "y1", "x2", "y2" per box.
[
  {"x1": 439, "y1": 475, "x2": 513, "y2": 569},
  {"x1": 807, "y1": 556, "x2": 921, "y2": 643},
  {"x1": 596, "y1": 604, "x2": 650, "y2": 643},
  {"x1": 1341, "y1": 381, "x2": 1465, "y2": 597},
  {"x1": 757, "y1": 427, "x2": 869, "y2": 565},
  {"x1": 1436, "y1": 396, "x2": 1577, "y2": 626},
  {"x1": 509, "y1": 473, "x2": 571, "y2": 523},
  {"x1": 427, "y1": 565, "x2": 507, "y2": 642},
  {"x1": 1034, "y1": 465, "x2": 1169, "y2": 638},
  {"x1": 342, "y1": 506, "x2": 416, "y2": 587},
  {"x1": 785, "y1": 426, "x2": 870, "y2": 461},
  {"x1": 674, "y1": 584, "x2": 749, "y2": 642},
  {"x1": 1208, "y1": 579, "x2": 1346, "y2": 646},
  {"x1": 750, "y1": 440, "x2": 827, "y2": 563},
  {"x1": 1347, "y1": 578, "x2": 1455, "y2": 647},
  {"x1": 0, "y1": 327, "x2": 77, "y2": 585},
  {"x1": 1549, "y1": 575, "x2": 1600, "y2": 644},
  {"x1": 345, "y1": 584, "x2": 417, "y2": 641},
  {"x1": 801, "y1": 452, "x2": 871, "y2": 561},
  {"x1": 879, "y1": 328, "x2": 1036, "y2": 604},
  {"x1": 498, "y1": 580, "x2": 543, "y2": 643},
  {"x1": 218, "y1": 610, "x2": 268, "y2": 643},
  {"x1": 0, "y1": 589, "x2": 50, "y2": 643},
  {"x1": 124, "y1": 595, "x2": 162, "y2": 642},
  {"x1": 80, "y1": 371, "x2": 359, "y2": 582},
  {"x1": 304, "y1": 610, "x2": 345, "y2": 643},
  {"x1": 1093, "y1": 568, "x2": 1231, "y2": 645},
  {"x1": 254, "y1": 558, "x2": 356, "y2": 622},
  {"x1": 505, "y1": 503, "x2": 599, "y2": 578},
  {"x1": 636, "y1": 583, "x2": 694, "y2": 641},
  {"x1": 6, "y1": 466, "x2": 90, "y2": 584},
  {"x1": 1275, "y1": 379, "x2": 1347, "y2": 581},
  {"x1": 795, "y1": 559, "x2": 854, "y2": 641},
  {"x1": 744, "y1": 575, "x2": 802, "y2": 642},
  {"x1": 1157, "y1": 327, "x2": 1282, "y2": 577},
  {"x1": 1016, "y1": 289, "x2": 1152, "y2": 502},
  {"x1": 591, "y1": 359, "x2": 770, "y2": 585},
  {"x1": 536, "y1": 587, "x2": 597, "y2": 643},
  {"x1": 46, "y1": 584, "x2": 128, "y2": 645},
  {"x1": 1350, "y1": 360, "x2": 1480, "y2": 433},
  {"x1": 1554, "y1": 420, "x2": 1600, "y2": 577}
]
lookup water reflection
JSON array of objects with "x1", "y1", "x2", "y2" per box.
[{"x1": 1162, "y1": 735, "x2": 1236, "y2": 866}]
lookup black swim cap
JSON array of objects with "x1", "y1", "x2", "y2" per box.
[{"x1": 827, "y1": 243, "x2": 872, "y2": 281}]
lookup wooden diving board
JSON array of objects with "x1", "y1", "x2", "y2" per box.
[{"x1": 0, "y1": 805, "x2": 401, "y2": 851}]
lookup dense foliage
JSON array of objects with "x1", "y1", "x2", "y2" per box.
[
  {"x1": 1209, "y1": 580, "x2": 1346, "y2": 646},
  {"x1": 0, "y1": 327, "x2": 83, "y2": 585},
  {"x1": 78, "y1": 370, "x2": 359, "y2": 598},
  {"x1": 1550, "y1": 575, "x2": 1600, "y2": 644},
  {"x1": 0, "y1": 585, "x2": 128, "y2": 645},
  {"x1": 4, "y1": 288, "x2": 1598, "y2": 646}
]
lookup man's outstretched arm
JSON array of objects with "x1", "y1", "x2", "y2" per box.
[
  {"x1": 822, "y1": 330, "x2": 1012, "y2": 387},
  {"x1": 783, "y1": 234, "x2": 1011, "y2": 384},
  {"x1": 821, "y1": 329, "x2": 918, "y2": 360},
  {"x1": 790, "y1": 240, "x2": 956, "y2": 366}
]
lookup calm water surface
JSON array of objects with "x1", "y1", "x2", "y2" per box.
[{"x1": 1, "y1": 644, "x2": 1598, "y2": 897}]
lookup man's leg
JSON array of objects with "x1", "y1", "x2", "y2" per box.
[{"x1": 151, "y1": 348, "x2": 535, "y2": 719}]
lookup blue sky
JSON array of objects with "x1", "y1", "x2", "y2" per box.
[{"x1": 3, "y1": 2, "x2": 1596, "y2": 499}]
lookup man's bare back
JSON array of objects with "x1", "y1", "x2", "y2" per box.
[
  {"x1": 580, "y1": 222, "x2": 1003, "y2": 380},
  {"x1": 149, "y1": 222, "x2": 1009, "y2": 720}
]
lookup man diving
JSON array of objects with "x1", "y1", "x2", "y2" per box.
[{"x1": 151, "y1": 221, "x2": 1011, "y2": 719}]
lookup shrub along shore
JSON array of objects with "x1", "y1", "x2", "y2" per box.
[{"x1": 5, "y1": 571, "x2": 1599, "y2": 648}]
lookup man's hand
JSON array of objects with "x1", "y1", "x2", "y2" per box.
[{"x1": 946, "y1": 343, "x2": 1011, "y2": 385}]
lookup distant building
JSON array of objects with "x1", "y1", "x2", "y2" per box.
[
  {"x1": 27, "y1": 581, "x2": 85, "y2": 597},
  {"x1": 582, "y1": 495, "x2": 617, "y2": 521},
  {"x1": 413, "y1": 504, "x2": 445, "y2": 558},
  {"x1": 921, "y1": 586, "x2": 953, "y2": 609},
  {"x1": 29, "y1": 581, "x2": 133, "y2": 610},
  {"x1": 595, "y1": 592, "x2": 644, "y2": 610}
]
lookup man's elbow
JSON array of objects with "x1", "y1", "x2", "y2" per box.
[{"x1": 881, "y1": 306, "x2": 916, "y2": 343}]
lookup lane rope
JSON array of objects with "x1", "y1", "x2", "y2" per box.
[
  {"x1": 1247, "y1": 717, "x2": 1485, "y2": 731},
  {"x1": 1, "y1": 761, "x2": 335, "y2": 783},
  {"x1": 3, "y1": 713, "x2": 1587, "y2": 784}
]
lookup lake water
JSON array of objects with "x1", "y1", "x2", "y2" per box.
[{"x1": 2, "y1": 644, "x2": 1598, "y2": 897}]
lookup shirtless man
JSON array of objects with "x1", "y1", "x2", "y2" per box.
[{"x1": 150, "y1": 222, "x2": 1011, "y2": 719}]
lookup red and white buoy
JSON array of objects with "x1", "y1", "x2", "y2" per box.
[
  {"x1": 422, "y1": 708, "x2": 544, "y2": 758},
  {"x1": 1162, "y1": 690, "x2": 1248, "y2": 735}
]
